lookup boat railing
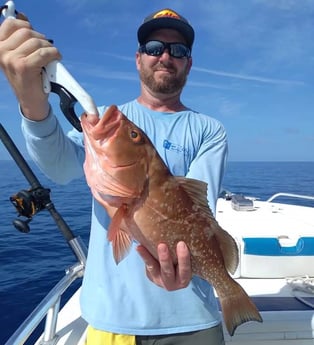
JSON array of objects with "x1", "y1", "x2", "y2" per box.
[
  {"x1": 5, "y1": 237, "x2": 86, "y2": 345},
  {"x1": 266, "y1": 192, "x2": 314, "y2": 203}
]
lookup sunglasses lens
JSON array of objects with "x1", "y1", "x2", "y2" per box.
[
  {"x1": 140, "y1": 41, "x2": 190, "y2": 58},
  {"x1": 143, "y1": 41, "x2": 165, "y2": 56},
  {"x1": 170, "y1": 44, "x2": 190, "y2": 58}
]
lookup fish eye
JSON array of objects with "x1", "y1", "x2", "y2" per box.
[
  {"x1": 130, "y1": 130, "x2": 138, "y2": 139},
  {"x1": 129, "y1": 129, "x2": 142, "y2": 143}
]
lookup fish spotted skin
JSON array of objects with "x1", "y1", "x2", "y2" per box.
[{"x1": 81, "y1": 105, "x2": 262, "y2": 336}]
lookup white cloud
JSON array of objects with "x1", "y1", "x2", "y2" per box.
[{"x1": 192, "y1": 66, "x2": 305, "y2": 86}]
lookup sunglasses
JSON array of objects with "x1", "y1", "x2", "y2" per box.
[{"x1": 139, "y1": 40, "x2": 191, "y2": 59}]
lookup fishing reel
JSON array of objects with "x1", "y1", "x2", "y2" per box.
[{"x1": 10, "y1": 187, "x2": 51, "y2": 233}]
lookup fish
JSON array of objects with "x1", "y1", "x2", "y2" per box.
[{"x1": 80, "y1": 105, "x2": 263, "y2": 336}]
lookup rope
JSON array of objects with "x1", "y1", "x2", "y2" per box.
[{"x1": 286, "y1": 276, "x2": 314, "y2": 309}]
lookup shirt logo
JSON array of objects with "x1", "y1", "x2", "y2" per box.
[{"x1": 163, "y1": 140, "x2": 189, "y2": 156}]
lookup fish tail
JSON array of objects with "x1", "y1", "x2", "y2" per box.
[{"x1": 220, "y1": 282, "x2": 263, "y2": 336}]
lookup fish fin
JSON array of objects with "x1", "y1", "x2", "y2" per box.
[
  {"x1": 214, "y1": 229, "x2": 239, "y2": 274},
  {"x1": 219, "y1": 281, "x2": 263, "y2": 336},
  {"x1": 175, "y1": 177, "x2": 239, "y2": 274},
  {"x1": 107, "y1": 204, "x2": 132, "y2": 264},
  {"x1": 175, "y1": 177, "x2": 213, "y2": 216}
]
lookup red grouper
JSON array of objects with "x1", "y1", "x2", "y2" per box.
[{"x1": 80, "y1": 105, "x2": 262, "y2": 336}]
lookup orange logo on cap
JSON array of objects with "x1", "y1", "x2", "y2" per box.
[{"x1": 153, "y1": 9, "x2": 180, "y2": 19}]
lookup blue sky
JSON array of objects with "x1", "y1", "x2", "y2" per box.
[{"x1": 0, "y1": 0, "x2": 313, "y2": 161}]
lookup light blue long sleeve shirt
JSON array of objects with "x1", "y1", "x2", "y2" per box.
[{"x1": 22, "y1": 99, "x2": 228, "y2": 335}]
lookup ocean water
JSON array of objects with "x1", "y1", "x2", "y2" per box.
[{"x1": 0, "y1": 159, "x2": 314, "y2": 344}]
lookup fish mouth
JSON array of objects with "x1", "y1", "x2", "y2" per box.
[
  {"x1": 81, "y1": 105, "x2": 122, "y2": 141},
  {"x1": 97, "y1": 106, "x2": 122, "y2": 140}
]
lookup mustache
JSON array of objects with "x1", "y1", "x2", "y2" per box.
[{"x1": 153, "y1": 62, "x2": 176, "y2": 73}]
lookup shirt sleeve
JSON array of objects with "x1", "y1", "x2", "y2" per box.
[
  {"x1": 21, "y1": 105, "x2": 85, "y2": 184},
  {"x1": 185, "y1": 119, "x2": 228, "y2": 215}
]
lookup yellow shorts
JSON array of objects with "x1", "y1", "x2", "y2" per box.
[{"x1": 85, "y1": 326, "x2": 136, "y2": 345}]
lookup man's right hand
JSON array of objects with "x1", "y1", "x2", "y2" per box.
[{"x1": 0, "y1": 18, "x2": 61, "y2": 120}]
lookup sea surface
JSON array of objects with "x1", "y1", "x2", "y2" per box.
[{"x1": 0, "y1": 160, "x2": 314, "y2": 344}]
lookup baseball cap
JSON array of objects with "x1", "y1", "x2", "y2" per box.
[{"x1": 137, "y1": 9, "x2": 195, "y2": 49}]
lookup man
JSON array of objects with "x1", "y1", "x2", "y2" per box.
[{"x1": 0, "y1": 8, "x2": 227, "y2": 345}]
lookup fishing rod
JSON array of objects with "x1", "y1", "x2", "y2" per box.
[{"x1": 0, "y1": 123, "x2": 87, "y2": 265}]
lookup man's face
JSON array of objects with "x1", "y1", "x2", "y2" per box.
[{"x1": 136, "y1": 29, "x2": 192, "y2": 95}]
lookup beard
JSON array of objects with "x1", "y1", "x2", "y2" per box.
[{"x1": 139, "y1": 62, "x2": 188, "y2": 94}]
